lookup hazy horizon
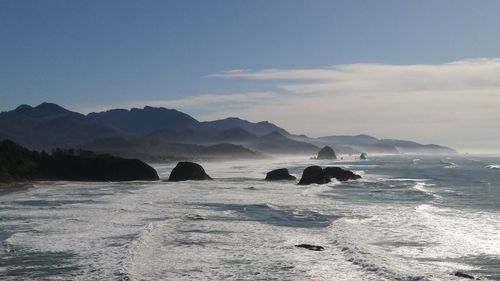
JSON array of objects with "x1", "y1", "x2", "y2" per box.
[{"x1": 2, "y1": 1, "x2": 500, "y2": 153}]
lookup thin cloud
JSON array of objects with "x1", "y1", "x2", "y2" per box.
[
  {"x1": 77, "y1": 58, "x2": 500, "y2": 151},
  {"x1": 212, "y1": 58, "x2": 500, "y2": 93},
  {"x1": 204, "y1": 58, "x2": 500, "y2": 151}
]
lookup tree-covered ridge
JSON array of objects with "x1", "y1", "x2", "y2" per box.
[{"x1": 0, "y1": 140, "x2": 159, "y2": 183}]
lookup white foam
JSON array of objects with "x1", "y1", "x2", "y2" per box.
[
  {"x1": 441, "y1": 160, "x2": 458, "y2": 169},
  {"x1": 486, "y1": 164, "x2": 500, "y2": 170},
  {"x1": 1, "y1": 156, "x2": 498, "y2": 280}
]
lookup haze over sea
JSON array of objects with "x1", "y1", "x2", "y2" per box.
[{"x1": 1, "y1": 154, "x2": 499, "y2": 280}]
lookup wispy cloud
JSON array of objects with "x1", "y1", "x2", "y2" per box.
[
  {"x1": 205, "y1": 58, "x2": 500, "y2": 151},
  {"x1": 211, "y1": 58, "x2": 500, "y2": 94},
  {"x1": 77, "y1": 58, "x2": 500, "y2": 151}
]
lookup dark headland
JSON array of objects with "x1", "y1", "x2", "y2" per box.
[{"x1": 0, "y1": 139, "x2": 159, "y2": 184}]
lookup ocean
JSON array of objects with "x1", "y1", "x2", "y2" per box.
[{"x1": 0, "y1": 155, "x2": 499, "y2": 280}]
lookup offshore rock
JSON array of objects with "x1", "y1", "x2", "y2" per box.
[
  {"x1": 317, "y1": 146, "x2": 337, "y2": 160},
  {"x1": 453, "y1": 271, "x2": 475, "y2": 279},
  {"x1": 265, "y1": 168, "x2": 296, "y2": 181},
  {"x1": 323, "y1": 167, "x2": 361, "y2": 182},
  {"x1": 168, "y1": 162, "x2": 212, "y2": 182},
  {"x1": 295, "y1": 244, "x2": 325, "y2": 251},
  {"x1": 298, "y1": 166, "x2": 331, "y2": 185}
]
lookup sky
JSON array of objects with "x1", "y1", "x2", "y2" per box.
[{"x1": 1, "y1": 0, "x2": 500, "y2": 152}]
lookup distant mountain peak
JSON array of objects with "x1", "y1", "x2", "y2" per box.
[
  {"x1": 35, "y1": 102, "x2": 70, "y2": 113},
  {"x1": 87, "y1": 105, "x2": 200, "y2": 136},
  {"x1": 134, "y1": 106, "x2": 176, "y2": 112},
  {"x1": 8, "y1": 102, "x2": 73, "y2": 118},
  {"x1": 15, "y1": 104, "x2": 33, "y2": 111},
  {"x1": 355, "y1": 134, "x2": 379, "y2": 139},
  {"x1": 202, "y1": 117, "x2": 289, "y2": 136}
]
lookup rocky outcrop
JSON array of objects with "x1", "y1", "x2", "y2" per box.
[
  {"x1": 453, "y1": 271, "x2": 475, "y2": 279},
  {"x1": 317, "y1": 146, "x2": 337, "y2": 160},
  {"x1": 297, "y1": 165, "x2": 361, "y2": 185},
  {"x1": 265, "y1": 168, "x2": 296, "y2": 181},
  {"x1": 298, "y1": 166, "x2": 331, "y2": 185},
  {"x1": 295, "y1": 244, "x2": 325, "y2": 251},
  {"x1": 38, "y1": 154, "x2": 159, "y2": 181},
  {"x1": 360, "y1": 152, "x2": 367, "y2": 160},
  {"x1": 168, "y1": 162, "x2": 212, "y2": 182},
  {"x1": 0, "y1": 139, "x2": 159, "y2": 183},
  {"x1": 323, "y1": 167, "x2": 361, "y2": 182}
]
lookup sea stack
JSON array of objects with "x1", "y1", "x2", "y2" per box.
[
  {"x1": 360, "y1": 153, "x2": 368, "y2": 160},
  {"x1": 298, "y1": 166, "x2": 331, "y2": 185},
  {"x1": 323, "y1": 167, "x2": 361, "y2": 181},
  {"x1": 168, "y1": 162, "x2": 212, "y2": 181},
  {"x1": 265, "y1": 168, "x2": 296, "y2": 181},
  {"x1": 317, "y1": 146, "x2": 337, "y2": 160}
]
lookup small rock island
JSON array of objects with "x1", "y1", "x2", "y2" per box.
[
  {"x1": 323, "y1": 167, "x2": 361, "y2": 181},
  {"x1": 265, "y1": 168, "x2": 296, "y2": 181},
  {"x1": 298, "y1": 165, "x2": 361, "y2": 185},
  {"x1": 168, "y1": 162, "x2": 212, "y2": 181},
  {"x1": 298, "y1": 166, "x2": 331, "y2": 185},
  {"x1": 317, "y1": 146, "x2": 337, "y2": 160}
]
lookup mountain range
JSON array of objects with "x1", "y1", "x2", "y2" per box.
[{"x1": 0, "y1": 102, "x2": 456, "y2": 160}]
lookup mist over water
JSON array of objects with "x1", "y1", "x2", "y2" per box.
[{"x1": 1, "y1": 155, "x2": 500, "y2": 280}]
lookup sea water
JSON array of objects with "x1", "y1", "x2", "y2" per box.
[{"x1": 1, "y1": 155, "x2": 499, "y2": 280}]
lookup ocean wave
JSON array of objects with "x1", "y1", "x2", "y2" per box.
[
  {"x1": 440, "y1": 160, "x2": 458, "y2": 169},
  {"x1": 415, "y1": 204, "x2": 500, "y2": 258},
  {"x1": 411, "y1": 182, "x2": 439, "y2": 199},
  {"x1": 330, "y1": 202, "x2": 499, "y2": 281},
  {"x1": 485, "y1": 164, "x2": 500, "y2": 170},
  {"x1": 385, "y1": 178, "x2": 430, "y2": 182},
  {"x1": 301, "y1": 181, "x2": 339, "y2": 196},
  {"x1": 329, "y1": 219, "x2": 432, "y2": 281}
]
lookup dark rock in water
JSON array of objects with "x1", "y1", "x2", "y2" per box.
[
  {"x1": 453, "y1": 272, "x2": 475, "y2": 279},
  {"x1": 297, "y1": 165, "x2": 360, "y2": 184},
  {"x1": 298, "y1": 166, "x2": 331, "y2": 185},
  {"x1": 323, "y1": 167, "x2": 361, "y2": 181},
  {"x1": 295, "y1": 244, "x2": 325, "y2": 251},
  {"x1": 186, "y1": 214, "x2": 204, "y2": 220},
  {"x1": 168, "y1": 162, "x2": 212, "y2": 182},
  {"x1": 265, "y1": 168, "x2": 296, "y2": 181},
  {"x1": 360, "y1": 152, "x2": 368, "y2": 160},
  {"x1": 317, "y1": 146, "x2": 337, "y2": 160}
]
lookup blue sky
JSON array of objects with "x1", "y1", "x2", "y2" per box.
[{"x1": 2, "y1": 1, "x2": 500, "y2": 151}]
